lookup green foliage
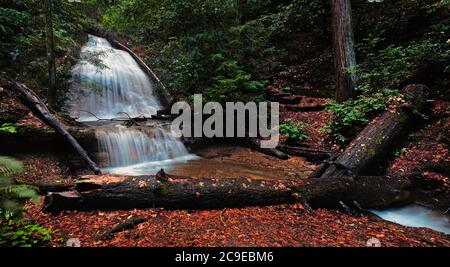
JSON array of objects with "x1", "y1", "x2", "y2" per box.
[
  {"x1": 0, "y1": 0, "x2": 100, "y2": 106},
  {"x1": 357, "y1": 39, "x2": 450, "y2": 93},
  {"x1": 0, "y1": 156, "x2": 37, "y2": 218},
  {"x1": 279, "y1": 120, "x2": 308, "y2": 144},
  {"x1": 355, "y1": 0, "x2": 450, "y2": 95},
  {"x1": 102, "y1": 0, "x2": 290, "y2": 102},
  {"x1": 204, "y1": 54, "x2": 266, "y2": 102},
  {"x1": 0, "y1": 215, "x2": 52, "y2": 247},
  {"x1": 0, "y1": 123, "x2": 17, "y2": 133},
  {"x1": 322, "y1": 89, "x2": 399, "y2": 144}
]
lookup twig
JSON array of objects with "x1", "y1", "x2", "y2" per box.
[{"x1": 220, "y1": 208, "x2": 227, "y2": 227}]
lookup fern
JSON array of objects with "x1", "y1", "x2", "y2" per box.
[
  {"x1": 0, "y1": 156, "x2": 23, "y2": 177},
  {"x1": 0, "y1": 156, "x2": 37, "y2": 218}
]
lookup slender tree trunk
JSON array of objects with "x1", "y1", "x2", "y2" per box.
[
  {"x1": 331, "y1": 0, "x2": 357, "y2": 102},
  {"x1": 44, "y1": 0, "x2": 57, "y2": 107},
  {"x1": 235, "y1": 0, "x2": 243, "y2": 25},
  {"x1": 10, "y1": 81, "x2": 101, "y2": 174}
]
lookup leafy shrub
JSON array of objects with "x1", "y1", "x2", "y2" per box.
[
  {"x1": 322, "y1": 89, "x2": 399, "y2": 144},
  {"x1": 0, "y1": 123, "x2": 16, "y2": 133},
  {"x1": 0, "y1": 156, "x2": 51, "y2": 247},
  {"x1": 204, "y1": 54, "x2": 266, "y2": 102},
  {"x1": 279, "y1": 120, "x2": 308, "y2": 144},
  {"x1": 0, "y1": 156, "x2": 37, "y2": 218},
  {"x1": 0, "y1": 216, "x2": 52, "y2": 247},
  {"x1": 103, "y1": 0, "x2": 286, "y2": 103},
  {"x1": 357, "y1": 40, "x2": 450, "y2": 93}
]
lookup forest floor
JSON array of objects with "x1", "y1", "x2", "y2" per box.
[{"x1": 4, "y1": 94, "x2": 446, "y2": 247}]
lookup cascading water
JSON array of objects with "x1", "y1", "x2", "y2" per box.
[
  {"x1": 371, "y1": 205, "x2": 450, "y2": 235},
  {"x1": 66, "y1": 35, "x2": 161, "y2": 121},
  {"x1": 96, "y1": 127, "x2": 195, "y2": 175},
  {"x1": 66, "y1": 34, "x2": 196, "y2": 175}
]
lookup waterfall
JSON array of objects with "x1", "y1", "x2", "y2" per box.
[
  {"x1": 96, "y1": 127, "x2": 196, "y2": 176},
  {"x1": 66, "y1": 35, "x2": 161, "y2": 121},
  {"x1": 66, "y1": 35, "x2": 196, "y2": 175},
  {"x1": 97, "y1": 127, "x2": 190, "y2": 166}
]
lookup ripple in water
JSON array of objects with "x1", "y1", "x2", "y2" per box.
[{"x1": 371, "y1": 205, "x2": 450, "y2": 234}]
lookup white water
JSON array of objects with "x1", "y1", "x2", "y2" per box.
[
  {"x1": 96, "y1": 127, "x2": 197, "y2": 175},
  {"x1": 66, "y1": 35, "x2": 161, "y2": 121},
  {"x1": 67, "y1": 35, "x2": 195, "y2": 175},
  {"x1": 371, "y1": 205, "x2": 450, "y2": 234}
]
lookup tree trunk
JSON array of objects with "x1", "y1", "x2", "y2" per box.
[
  {"x1": 44, "y1": 0, "x2": 57, "y2": 107},
  {"x1": 10, "y1": 81, "x2": 101, "y2": 174},
  {"x1": 331, "y1": 0, "x2": 357, "y2": 102},
  {"x1": 42, "y1": 170, "x2": 411, "y2": 212},
  {"x1": 315, "y1": 84, "x2": 429, "y2": 178}
]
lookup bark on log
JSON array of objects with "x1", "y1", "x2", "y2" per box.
[
  {"x1": 317, "y1": 84, "x2": 429, "y2": 178},
  {"x1": 247, "y1": 138, "x2": 289, "y2": 160},
  {"x1": 104, "y1": 217, "x2": 147, "y2": 239},
  {"x1": 42, "y1": 171, "x2": 411, "y2": 212},
  {"x1": 10, "y1": 81, "x2": 101, "y2": 174},
  {"x1": 34, "y1": 183, "x2": 73, "y2": 194},
  {"x1": 284, "y1": 105, "x2": 326, "y2": 112},
  {"x1": 277, "y1": 145, "x2": 332, "y2": 162}
]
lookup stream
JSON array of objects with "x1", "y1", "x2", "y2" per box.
[
  {"x1": 371, "y1": 205, "x2": 450, "y2": 235},
  {"x1": 65, "y1": 34, "x2": 450, "y2": 236}
]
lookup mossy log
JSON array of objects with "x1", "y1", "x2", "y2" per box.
[
  {"x1": 43, "y1": 170, "x2": 410, "y2": 212},
  {"x1": 316, "y1": 84, "x2": 429, "y2": 178}
]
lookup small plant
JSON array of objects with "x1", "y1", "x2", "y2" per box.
[
  {"x1": 321, "y1": 89, "x2": 399, "y2": 144},
  {"x1": 0, "y1": 156, "x2": 37, "y2": 218},
  {"x1": 279, "y1": 120, "x2": 308, "y2": 144},
  {"x1": 0, "y1": 156, "x2": 51, "y2": 247},
  {"x1": 0, "y1": 215, "x2": 52, "y2": 247},
  {"x1": 0, "y1": 123, "x2": 16, "y2": 133},
  {"x1": 393, "y1": 147, "x2": 408, "y2": 158}
]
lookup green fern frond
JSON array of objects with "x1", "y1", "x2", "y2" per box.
[
  {"x1": 0, "y1": 185, "x2": 38, "y2": 199},
  {"x1": 0, "y1": 156, "x2": 24, "y2": 177}
]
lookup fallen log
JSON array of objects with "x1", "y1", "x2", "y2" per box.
[
  {"x1": 317, "y1": 84, "x2": 429, "y2": 178},
  {"x1": 9, "y1": 81, "x2": 101, "y2": 174},
  {"x1": 104, "y1": 216, "x2": 147, "y2": 239},
  {"x1": 277, "y1": 145, "x2": 332, "y2": 162},
  {"x1": 247, "y1": 138, "x2": 289, "y2": 160},
  {"x1": 285, "y1": 105, "x2": 326, "y2": 112},
  {"x1": 43, "y1": 170, "x2": 411, "y2": 212},
  {"x1": 34, "y1": 183, "x2": 73, "y2": 194}
]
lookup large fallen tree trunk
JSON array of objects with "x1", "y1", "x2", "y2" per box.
[
  {"x1": 10, "y1": 81, "x2": 101, "y2": 174},
  {"x1": 277, "y1": 145, "x2": 333, "y2": 162},
  {"x1": 43, "y1": 170, "x2": 410, "y2": 212},
  {"x1": 314, "y1": 84, "x2": 429, "y2": 178}
]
